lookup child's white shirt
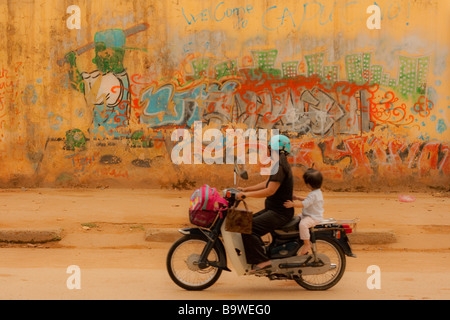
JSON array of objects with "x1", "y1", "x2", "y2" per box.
[{"x1": 301, "y1": 189, "x2": 324, "y2": 222}]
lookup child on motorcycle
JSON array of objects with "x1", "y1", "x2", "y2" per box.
[{"x1": 284, "y1": 168, "x2": 324, "y2": 255}]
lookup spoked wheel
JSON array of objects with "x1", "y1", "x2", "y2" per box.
[
  {"x1": 294, "y1": 237, "x2": 346, "y2": 291},
  {"x1": 166, "y1": 234, "x2": 224, "y2": 291}
]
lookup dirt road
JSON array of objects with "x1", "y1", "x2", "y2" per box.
[{"x1": 0, "y1": 188, "x2": 449, "y2": 300}]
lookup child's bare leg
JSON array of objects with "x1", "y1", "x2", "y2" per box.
[{"x1": 299, "y1": 217, "x2": 317, "y2": 255}]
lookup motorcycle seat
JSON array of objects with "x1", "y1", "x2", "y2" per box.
[{"x1": 274, "y1": 217, "x2": 340, "y2": 236}]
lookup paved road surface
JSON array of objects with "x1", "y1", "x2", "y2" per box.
[{"x1": 1, "y1": 245, "x2": 449, "y2": 300}]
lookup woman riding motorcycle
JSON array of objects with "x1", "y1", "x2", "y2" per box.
[{"x1": 236, "y1": 135, "x2": 294, "y2": 272}]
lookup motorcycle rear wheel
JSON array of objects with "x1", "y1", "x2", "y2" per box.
[
  {"x1": 294, "y1": 237, "x2": 346, "y2": 291},
  {"x1": 166, "y1": 234, "x2": 223, "y2": 291}
]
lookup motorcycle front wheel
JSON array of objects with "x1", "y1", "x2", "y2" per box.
[
  {"x1": 294, "y1": 236, "x2": 346, "y2": 291},
  {"x1": 166, "y1": 234, "x2": 223, "y2": 291}
]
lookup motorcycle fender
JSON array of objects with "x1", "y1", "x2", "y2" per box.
[
  {"x1": 178, "y1": 227, "x2": 209, "y2": 237},
  {"x1": 315, "y1": 231, "x2": 356, "y2": 258},
  {"x1": 334, "y1": 236, "x2": 356, "y2": 258},
  {"x1": 178, "y1": 228, "x2": 231, "y2": 271},
  {"x1": 335, "y1": 235, "x2": 356, "y2": 258}
]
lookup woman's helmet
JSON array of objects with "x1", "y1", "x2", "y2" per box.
[{"x1": 270, "y1": 134, "x2": 291, "y2": 154}]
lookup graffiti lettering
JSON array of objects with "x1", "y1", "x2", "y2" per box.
[
  {"x1": 0, "y1": 62, "x2": 24, "y2": 141},
  {"x1": 290, "y1": 137, "x2": 449, "y2": 179},
  {"x1": 132, "y1": 48, "x2": 434, "y2": 144},
  {"x1": 262, "y1": 1, "x2": 409, "y2": 31},
  {"x1": 66, "y1": 152, "x2": 99, "y2": 174},
  {"x1": 181, "y1": 1, "x2": 410, "y2": 31},
  {"x1": 95, "y1": 168, "x2": 129, "y2": 179},
  {"x1": 182, "y1": 2, "x2": 254, "y2": 29}
]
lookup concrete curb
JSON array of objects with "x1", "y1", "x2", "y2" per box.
[
  {"x1": 145, "y1": 228, "x2": 181, "y2": 243},
  {"x1": 0, "y1": 229, "x2": 62, "y2": 244},
  {"x1": 145, "y1": 228, "x2": 397, "y2": 245},
  {"x1": 348, "y1": 230, "x2": 396, "y2": 245}
]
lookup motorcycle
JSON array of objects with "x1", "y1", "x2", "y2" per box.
[{"x1": 166, "y1": 168, "x2": 357, "y2": 291}]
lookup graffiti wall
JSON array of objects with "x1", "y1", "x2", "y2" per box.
[{"x1": 0, "y1": 0, "x2": 449, "y2": 190}]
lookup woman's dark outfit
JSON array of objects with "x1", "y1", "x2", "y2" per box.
[{"x1": 241, "y1": 155, "x2": 294, "y2": 265}]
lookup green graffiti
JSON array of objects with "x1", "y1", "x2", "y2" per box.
[
  {"x1": 92, "y1": 42, "x2": 126, "y2": 74},
  {"x1": 130, "y1": 130, "x2": 154, "y2": 148},
  {"x1": 251, "y1": 50, "x2": 281, "y2": 77},
  {"x1": 215, "y1": 60, "x2": 238, "y2": 80},
  {"x1": 64, "y1": 129, "x2": 87, "y2": 150}
]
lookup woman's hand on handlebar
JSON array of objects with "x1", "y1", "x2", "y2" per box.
[
  {"x1": 236, "y1": 187, "x2": 247, "y2": 200},
  {"x1": 236, "y1": 192, "x2": 246, "y2": 200}
]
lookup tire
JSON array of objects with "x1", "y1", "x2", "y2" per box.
[
  {"x1": 294, "y1": 236, "x2": 346, "y2": 291},
  {"x1": 166, "y1": 234, "x2": 224, "y2": 291}
]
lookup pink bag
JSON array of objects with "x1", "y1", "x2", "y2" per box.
[{"x1": 189, "y1": 185, "x2": 228, "y2": 228}]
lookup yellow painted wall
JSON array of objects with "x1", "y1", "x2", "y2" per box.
[{"x1": 0, "y1": 0, "x2": 449, "y2": 190}]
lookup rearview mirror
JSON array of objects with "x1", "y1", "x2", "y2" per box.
[{"x1": 234, "y1": 163, "x2": 248, "y2": 180}]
